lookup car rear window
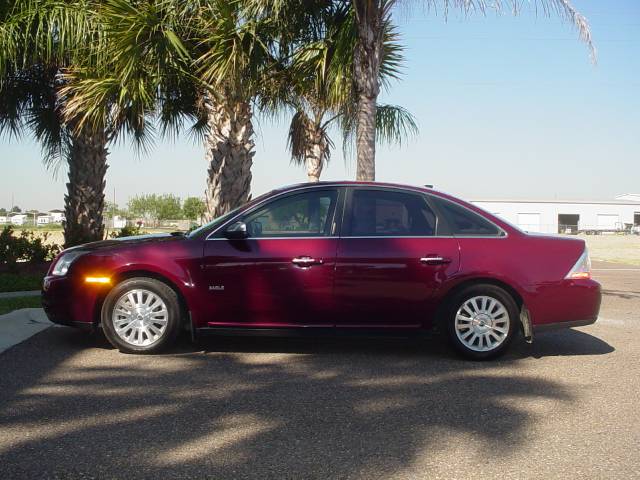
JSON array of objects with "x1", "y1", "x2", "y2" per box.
[{"x1": 432, "y1": 198, "x2": 502, "y2": 236}]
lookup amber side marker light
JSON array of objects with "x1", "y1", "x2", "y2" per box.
[{"x1": 85, "y1": 276, "x2": 111, "y2": 284}]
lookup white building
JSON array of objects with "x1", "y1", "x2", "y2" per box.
[
  {"x1": 48, "y1": 209, "x2": 65, "y2": 223},
  {"x1": 0, "y1": 215, "x2": 7, "y2": 224},
  {"x1": 472, "y1": 196, "x2": 640, "y2": 234},
  {"x1": 616, "y1": 193, "x2": 640, "y2": 203},
  {"x1": 9, "y1": 213, "x2": 27, "y2": 226},
  {"x1": 113, "y1": 215, "x2": 127, "y2": 229},
  {"x1": 37, "y1": 214, "x2": 52, "y2": 225}
]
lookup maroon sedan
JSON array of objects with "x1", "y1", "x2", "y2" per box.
[{"x1": 42, "y1": 182, "x2": 600, "y2": 359}]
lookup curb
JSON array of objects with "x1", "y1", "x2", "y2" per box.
[
  {"x1": 0, "y1": 290, "x2": 41, "y2": 299},
  {"x1": 0, "y1": 308, "x2": 52, "y2": 354}
]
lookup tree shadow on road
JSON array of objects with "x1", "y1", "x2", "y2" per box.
[{"x1": 0, "y1": 326, "x2": 594, "y2": 479}]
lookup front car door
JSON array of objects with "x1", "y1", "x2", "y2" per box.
[
  {"x1": 201, "y1": 187, "x2": 342, "y2": 328},
  {"x1": 334, "y1": 187, "x2": 460, "y2": 329}
]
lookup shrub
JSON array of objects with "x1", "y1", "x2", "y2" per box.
[
  {"x1": 0, "y1": 226, "x2": 61, "y2": 272},
  {"x1": 110, "y1": 224, "x2": 144, "y2": 238}
]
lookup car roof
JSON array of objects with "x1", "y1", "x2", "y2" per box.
[
  {"x1": 272, "y1": 181, "x2": 464, "y2": 204},
  {"x1": 274, "y1": 181, "x2": 431, "y2": 194},
  {"x1": 271, "y1": 181, "x2": 520, "y2": 235}
]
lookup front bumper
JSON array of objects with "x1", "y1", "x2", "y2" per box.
[{"x1": 41, "y1": 275, "x2": 103, "y2": 328}]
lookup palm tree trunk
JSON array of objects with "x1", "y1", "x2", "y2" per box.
[
  {"x1": 63, "y1": 126, "x2": 108, "y2": 247},
  {"x1": 355, "y1": 92, "x2": 377, "y2": 181},
  {"x1": 305, "y1": 129, "x2": 325, "y2": 183},
  {"x1": 203, "y1": 95, "x2": 254, "y2": 220},
  {"x1": 353, "y1": 1, "x2": 384, "y2": 181}
]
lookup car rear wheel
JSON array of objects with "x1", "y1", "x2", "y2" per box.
[
  {"x1": 101, "y1": 277, "x2": 181, "y2": 354},
  {"x1": 446, "y1": 284, "x2": 517, "y2": 360}
]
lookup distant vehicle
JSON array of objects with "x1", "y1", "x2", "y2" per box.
[
  {"x1": 579, "y1": 226, "x2": 625, "y2": 235},
  {"x1": 42, "y1": 182, "x2": 601, "y2": 359}
]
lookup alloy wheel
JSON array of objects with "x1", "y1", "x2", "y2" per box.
[
  {"x1": 454, "y1": 295, "x2": 510, "y2": 352},
  {"x1": 112, "y1": 289, "x2": 169, "y2": 347}
]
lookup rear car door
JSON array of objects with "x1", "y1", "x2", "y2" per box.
[
  {"x1": 333, "y1": 187, "x2": 460, "y2": 328},
  {"x1": 201, "y1": 187, "x2": 342, "y2": 327}
]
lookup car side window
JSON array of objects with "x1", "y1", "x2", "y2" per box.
[
  {"x1": 432, "y1": 197, "x2": 502, "y2": 236},
  {"x1": 348, "y1": 189, "x2": 436, "y2": 237},
  {"x1": 243, "y1": 190, "x2": 337, "y2": 238}
]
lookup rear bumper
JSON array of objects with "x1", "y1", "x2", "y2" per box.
[
  {"x1": 41, "y1": 275, "x2": 102, "y2": 328},
  {"x1": 533, "y1": 318, "x2": 596, "y2": 332},
  {"x1": 525, "y1": 278, "x2": 601, "y2": 328}
]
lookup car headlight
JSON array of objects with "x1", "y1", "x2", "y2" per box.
[{"x1": 51, "y1": 250, "x2": 85, "y2": 276}]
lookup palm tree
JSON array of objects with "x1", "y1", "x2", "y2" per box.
[
  {"x1": 283, "y1": 5, "x2": 416, "y2": 182},
  {"x1": 62, "y1": 0, "x2": 277, "y2": 221},
  {"x1": 350, "y1": 0, "x2": 596, "y2": 180},
  {"x1": 0, "y1": 0, "x2": 112, "y2": 246}
]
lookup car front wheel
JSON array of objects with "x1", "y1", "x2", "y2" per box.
[
  {"x1": 101, "y1": 277, "x2": 181, "y2": 354},
  {"x1": 446, "y1": 284, "x2": 517, "y2": 360}
]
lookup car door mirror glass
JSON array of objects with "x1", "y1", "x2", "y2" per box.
[{"x1": 224, "y1": 221, "x2": 249, "y2": 239}]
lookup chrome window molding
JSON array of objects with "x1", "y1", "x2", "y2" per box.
[
  {"x1": 339, "y1": 235, "x2": 508, "y2": 239},
  {"x1": 206, "y1": 234, "x2": 508, "y2": 240},
  {"x1": 207, "y1": 236, "x2": 339, "y2": 241}
]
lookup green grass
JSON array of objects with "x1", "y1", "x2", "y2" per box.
[
  {"x1": 0, "y1": 273, "x2": 44, "y2": 292},
  {"x1": 0, "y1": 296, "x2": 42, "y2": 315}
]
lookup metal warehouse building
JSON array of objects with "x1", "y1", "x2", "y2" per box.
[{"x1": 471, "y1": 194, "x2": 640, "y2": 234}]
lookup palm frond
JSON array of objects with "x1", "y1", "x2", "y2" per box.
[
  {"x1": 421, "y1": 1, "x2": 595, "y2": 62},
  {"x1": 375, "y1": 104, "x2": 418, "y2": 146},
  {"x1": 287, "y1": 109, "x2": 312, "y2": 166}
]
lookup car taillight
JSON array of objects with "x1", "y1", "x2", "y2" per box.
[{"x1": 565, "y1": 249, "x2": 591, "y2": 280}]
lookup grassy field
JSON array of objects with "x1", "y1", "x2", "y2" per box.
[
  {"x1": 0, "y1": 296, "x2": 42, "y2": 315},
  {"x1": 577, "y1": 234, "x2": 640, "y2": 266}
]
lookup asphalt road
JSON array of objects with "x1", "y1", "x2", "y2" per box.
[{"x1": 0, "y1": 262, "x2": 638, "y2": 479}]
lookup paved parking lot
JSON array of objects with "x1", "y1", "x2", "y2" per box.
[{"x1": 0, "y1": 262, "x2": 638, "y2": 479}]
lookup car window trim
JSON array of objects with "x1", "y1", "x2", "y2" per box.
[{"x1": 203, "y1": 183, "x2": 507, "y2": 240}]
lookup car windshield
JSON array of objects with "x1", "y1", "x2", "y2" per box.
[{"x1": 186, "y1": 190, "x2": 275, "y2": 238}]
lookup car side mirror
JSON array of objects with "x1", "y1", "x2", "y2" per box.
[{"x1": 224, "y1": 221, "x2": 249, "y2": 240}]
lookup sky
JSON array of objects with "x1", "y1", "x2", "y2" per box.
[{"x1": 1, "y1": 0, "x2": 638, "y2": 211}]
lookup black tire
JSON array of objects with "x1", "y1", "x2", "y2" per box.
[
  {"x1": 101, "y1": 277, "x2": 181, "y2": 354},
  {"x1": 446, "y1": 284, "x2": 518, "y2": 360}
]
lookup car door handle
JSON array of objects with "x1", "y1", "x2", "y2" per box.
[
  {"x1": 420, "y1": 256, "x2": 451, "y2": 265},
  {"x1": 292, "y1": 256, "x2": 324, "y2": 267}
]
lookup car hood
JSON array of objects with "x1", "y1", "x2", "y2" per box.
[{"x1": 65, "y1": 233, "x2": 186, "y2": 253}]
